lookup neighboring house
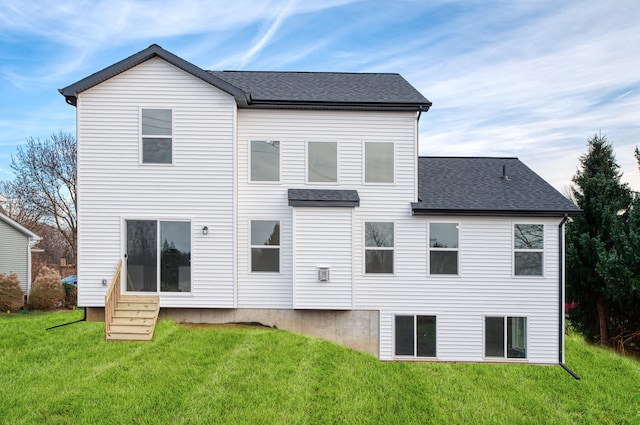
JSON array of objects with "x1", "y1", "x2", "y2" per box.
[
  {"x1": 0, "y1": 200, "x2": 41, "y2": 296},
  {"x1": 59, "y1": 44, "x2": 580, "y2": 362}
]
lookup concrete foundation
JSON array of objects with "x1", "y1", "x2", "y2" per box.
[{"x1": 86, "y1": 307, "x2": 379, "y2": 357}]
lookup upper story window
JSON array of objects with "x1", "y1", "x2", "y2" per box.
[
  {"x1": 364, "y1": 142, "x2": 394, "y2": 183},
  {"x1": 514, "y1": 224, "x2": 543, "y2": 276},
  {"x1": 141, "y1": 109, "x2": 172, "y2": 164},
  {"x1": 307, "y1": 141, "x2": 337, "y2": 183},
  {"x1": 429, "y1": 223, "x2": 458, "y2": 275},
  {"x1": 250, "y1": 220, "x2": 280, "y2": 272},
  {"x1": 251, "y1": 141, "x2": 280, "y2": 182},
  {"x1": 365, "y1": 221, "x2": 394, "y2": 274}
]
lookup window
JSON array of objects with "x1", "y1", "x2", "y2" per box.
[
  {"x1": 429, "y1": 223, "x2": 458, "y2": 275},
  {"x1": 251, "y1": 220, "x2": 280, "y2": 272},
  {"x1": 251, "y1": 141, "x2": 280, "y2": 182},
  {"x1": 125, "y1": 220, "x2": 190, "y2": 292},
  {"x1": 485, "y1": 316, "x2": 527, "y2": 359},
  {"x1": 141, "y1": 109, "x2": 172, "y2": 164},
  {"x1": 364, "y1": 142, "x2": 394, "y2": 183},
  {"x1": 514, "y1": 224, "x2": 543, "y2": 276},
  {"x1": 307, "y1": 141, "x2": 337, "y2": 183},
  {"x1": 395, "y1": 315, "x2": 436, "y2": 357},
  {"x1": 365, "y1": 222, "x2": 394, "y2": 273}
]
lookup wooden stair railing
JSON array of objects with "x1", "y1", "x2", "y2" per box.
[
  {"x1": 104, "y1": 260, "x2": 160, "y2": 341},
  {"x1": 104, "y1": 260, "x2": 122, "y2": 335}
]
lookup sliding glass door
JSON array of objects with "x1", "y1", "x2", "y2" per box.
[{"x1": 125, "y1": 220, "x2": 191, "y2": 293}]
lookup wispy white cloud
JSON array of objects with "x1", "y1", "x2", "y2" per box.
[
  {"x1": 238, "y1": 0, "x2": 297, "y2": 68},
  {"x1": 0, "y1": 0, "x2": 638, "y2": 191}
]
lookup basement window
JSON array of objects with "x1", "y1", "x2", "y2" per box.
[
  {"x1": 485, "y1": 316, "x2": 527, "y2": 359},
  {"x1": 395, "y1": 315, "x2": 437, "y2": 357}
]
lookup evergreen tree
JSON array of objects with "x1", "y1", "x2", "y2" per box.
[{"x1": 566, "y1": 134, "x2": 632, "y2": 344}]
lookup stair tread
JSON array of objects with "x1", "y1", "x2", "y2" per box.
[
  {"x1": 106, "y1": 292, "x2": 159, "y2": 341},
  {"x1": 107, "y1": 333, "x2": 154, "y2": 341}
]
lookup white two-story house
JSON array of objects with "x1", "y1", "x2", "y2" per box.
[{"x1": 60, "y1": 44, "x2": 580, "y2": 363}]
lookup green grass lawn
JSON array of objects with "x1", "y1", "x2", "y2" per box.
[{"x1": 1, "y1": 310, "x2": 638, "y2": 424}]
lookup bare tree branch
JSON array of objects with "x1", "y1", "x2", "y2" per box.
[{"x1": 3, "y1": 132, "x2": 77, "y2": 261}]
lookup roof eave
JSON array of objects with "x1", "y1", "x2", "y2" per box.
[
  {"x1": 242, "y1": 100, "x2": 432, "y2": 112},
  {"x1": 410, "y1": 206, "x2": 583, "y2": 217},
  {"x1": 59, "y1": 44, "x2": 248, "y2": 107},
  {"x1": 0, "y1": 214, "x2": 41, "y2": 239}
]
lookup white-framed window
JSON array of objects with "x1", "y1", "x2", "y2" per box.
[
  {"x1": 125, "y1": 219, "x2": 191, "y2": 293},
  {"x1": 514, "y1": 224, "x2": 544, "y2": 276},
  {"x1": 395, "y1": 315, "x2": 437, "y2": 357},
  {"x1": 364, "y1": 142, "x2": 394, "y2": 183},
  {"x1": 364, "y1": 221, "x2": 394, "y2": 274},
  {"x1": 250, "y1": 220, "x2": 280, "y2": 272},
  {"x1": 429, "y1": 223, "x2": 459, "y2": 275},
  {"x1": 141, "y1": 109, "x2": 172, "y2": 164},
  {"x1": 251, "y1": 140, "x2": 280, "y2": 182},
  {"x1": 485, "y1": 316, "x2": 527, "y2": 359},
  {"x1": 307, "y1": 141, "x2": 338, "y2": 183}
]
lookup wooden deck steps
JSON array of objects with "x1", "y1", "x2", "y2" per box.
[{"x1": 106, "y1": 295, "x2": 160, "y2": 341}]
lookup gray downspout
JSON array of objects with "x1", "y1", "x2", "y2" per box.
[
  {"x1": 559, "y1": 214, "x2": 580, "y2": 379},
  {"x1": 45, "y1": 306, "x2": 87, "y2": 331}
]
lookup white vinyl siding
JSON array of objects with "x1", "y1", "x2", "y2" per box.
[
  {"x1": 293, "y1": 207, "x2": 353, "y2": 309},
  {"x1": 0, "y1": 221, "x2": 31, "y2": 294},
  {"x1": 376, "y1": 216, "x2": 562, "y2": 363},
  {"x1": 76, "y1": 57, "x2": 236, "y2": 308},
  {"x1": 237, "y1": 109, "x2": 417, "y2": 309}
]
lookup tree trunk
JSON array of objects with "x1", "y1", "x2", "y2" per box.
[{"x1": 597, "y1": 295, "x2": 609, "y2": 344}]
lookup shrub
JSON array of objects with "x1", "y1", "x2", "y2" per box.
[
  {"x1": 63, "y1": 283, "x2": 77, "y2": 308},
  {"x1": 27, "y1": 267, "x2": 65, "y2": 311},
  {"x1": 0, "y1": 273, "x2": 24, "y2": 312}
]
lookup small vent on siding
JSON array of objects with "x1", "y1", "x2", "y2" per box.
[{"x1": 317, "y1": 267, "x2": 330, "y2": 282}]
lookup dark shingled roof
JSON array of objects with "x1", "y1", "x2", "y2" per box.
[
  {"x1": 412, "y1": 157, "x2": 581, "y2": 217},
  {"x1": 209, "y1": 71, "x2": 431, "y2": 110},
  {"x1": 288, "y1": 189, "x2": 360, "y2": 207},
  {"x1": 59, "y1": 44, "x2": 431, "y2": 112}
]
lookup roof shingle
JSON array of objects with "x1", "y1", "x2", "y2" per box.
[
  {"x1": 288, "y1": 189, "x2": 360, "y2": 207},
  {"x1": 209, "y1": 71, "x2": 431, "y2": 108},
  {"x1": 413, "y1": 157, "x2": 581, "y2": 216}
]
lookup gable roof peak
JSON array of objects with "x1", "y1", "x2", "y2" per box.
[
  {"x1": 60, "y1": 44, "x2": 430, "y2": 112},
  {"x1": 59, "y1": 44, "x2": 249, "y2": 107}
]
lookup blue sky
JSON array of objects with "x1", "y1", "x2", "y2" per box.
[{"x1": 1, "y1": 0, "x2": 639, "y2": 192}]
